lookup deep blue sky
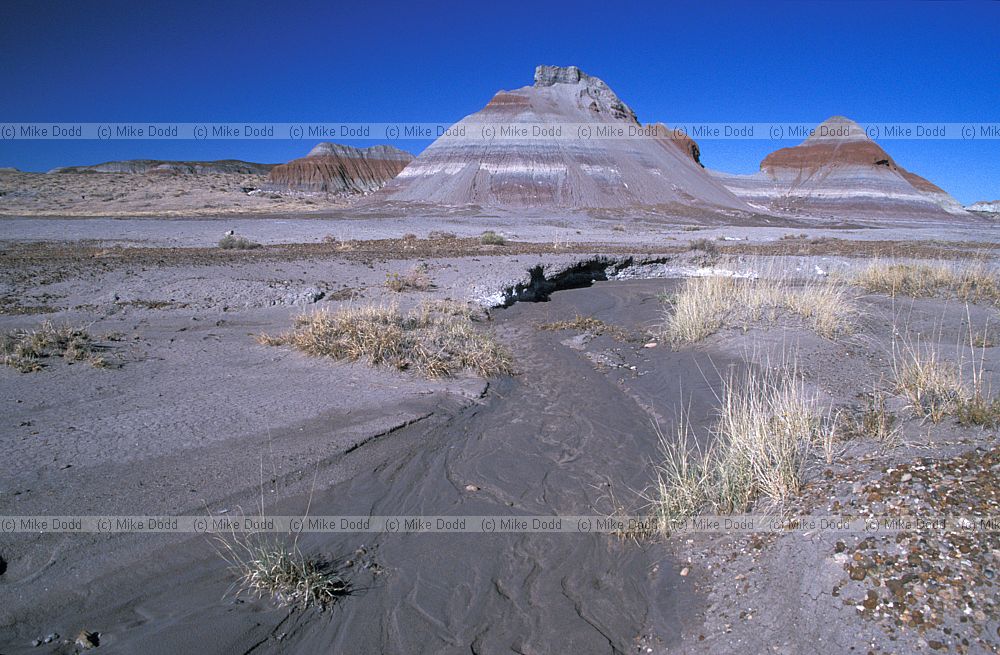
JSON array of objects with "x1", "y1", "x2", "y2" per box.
[{"x1": 1, "y1": 0, "x2": 997, "y2": 202}]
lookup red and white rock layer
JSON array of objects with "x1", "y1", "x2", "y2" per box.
[
  {"x1": 266, "y1": 143, "x2": 414, "y2": 194},
  {"x1": 379, "y1": 65, "x2": 749, "y2": 212},
  {"x1": 713, "y1": 116, "x2": 967, "y2": 218}
]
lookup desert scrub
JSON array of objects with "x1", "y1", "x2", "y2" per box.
[
  {"x1": 218, "y1": 234, "x2": 262, "y2": 250},
  {"x1": 215, "y1": 534, "x2": 349, "y2": 610},
  {"x1": 687, "y1": 238, "x2": 719, "y2": 255},
  {"x1": 539, "y1": 315, "x2": 629, "y2": 340},
  {"x1": 890, "y1": 335, "x2": 969, "y2": 423},
  {"x1": 479, "y1": 231, "x2": 506, "y2": 246},
  {"x1": 661, "y1": 275, "x2": 854, "y2": 344},
  {"x1": 259, "y1": 302, "x2": 513, "y2": 378},
  {"x1": 853, "y1": 261, "x2": 1000, "y2": 305},
  {"x1": 1, "y1": 321, "x2": 109, "y2": 372},
  {"x1": 385, "y1": 264, "x2": 432, "y2": 292},
  {"x1": 651, "y1": 365, "x2": 828, "y2": 529}
]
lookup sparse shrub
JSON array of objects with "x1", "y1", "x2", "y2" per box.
[
  {"x1": 688, "y1": 238, "x2": 718, "y2": 255},
  {"x1": 661, "y1": 275, "x2": 854, "y2": 344},
  {"x1": 419, "y1": 299, "x2": 485, "y2": 321},
  {"x1": 956, "y1": 393, "x2": 1000, "y2": 427},
  {"x1": 216, "y1": 534, "x2": 349, "y2": 610},
  {"x1": 844, "y1": 389, "x2": 899, "y2": 446},
  {"x1": 891, "y1": 338, "x2": 966, "y2": 423},
  {"x1": 428, "y1": 230, "x2": 457, "y2": 240},
  {"x1": 258, "y1": 302, "x2": 513, "y2": 378},
  {"x1": 612, "y1": 224, "x2": 626, "y2": 233},
  {"x1": 218, "y1": 234, "x2": 261, "y2": 250},
  {"x1": 480, "y1": 231, "x2": 506, "y2": 246},
  {"x1": 1, "y1": 322, "x2": 109, "y2": 372},
  {"x1": 385, "y1": 265, "x2": 432, "y2": 292},
  {"x1": 539, "y1": 315, "x2": 629, "y2": 340},
  {"x1": 651, "y1": 365, "x2": 827, "y2": 529},
  {"x1": 321, "y1": 234, "x2": 339, "y2": 244},
  {"x1": 853, "y1": 261, "x2": 1000, "y2": 305},
  {"x1": 401, "y1": 233, "x2": 418, "y2": 241}
]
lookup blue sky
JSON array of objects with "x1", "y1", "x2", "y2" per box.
[{"x1": 0, "y1": 0, "x2": 997, "y2": 202}]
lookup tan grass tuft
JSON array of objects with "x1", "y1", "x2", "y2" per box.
[
  {"x1": 651, "y1": 364, "x2": 827, "y2": 530},
  {"x1": 661, "y1": 275, "x2": 854, "y2": 344},
  {"x1": 385, "y1": 264, "x2": 433, "y2": 292},
  {"x1": 1, "y1": 321, "x2": 108, "y2": 372},
  {"x1": 853, "y1": 261, "x2": 1000, "y2": 305},
  {"x1": 259, "y1": 302, "x2": 512, "y2": 378},
  {"x1": 216, "y1": 534, "x2": 349, "y2": 610}
]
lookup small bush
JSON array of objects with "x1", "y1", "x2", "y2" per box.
[
  {"x1": 216, "y1": 534, "x2": 349, "y2": 610},
  {"x1": 956, "y1": 393, "x2": 1000, "y2": 427},
  {"x1": 539, "y1": 315, "x2": 629, "y2": 340},
  {"x1": 385, "y1": 265, "x2": 432, "y2": 292},
  {"x1": 842, "y1": 389, "x2": 899, "y2": 446},
  {"x1": 891, "y1": 339, "x2": 966, "y2": 423},
  {"x1": 428, "y1": 230, "x2": 457, "y2": 240},
  {"x1": 218, "y1": 234, "x2": 262, "y2": 250},
  {"x1": 259, "y1": 302, "x2": 513, "y2": 378},
  {"x1": 480, "y1": 231, "x2": 506, "y2": 246},
  {"x1": 853, "y1": 261, "x2": 1000, "y2": 305},
  {"x1": 661, "y1": 275, "x2": 854, "y2": 344},
  {"x1": 1, "y1": 322, "x2": 108, "y2": 372},
  {"x1": 688, "y1": 238, "x2": 719, "y2": 254},
  {"x1": 651, "y1": 365, "x2": 826, "y2": 529}
]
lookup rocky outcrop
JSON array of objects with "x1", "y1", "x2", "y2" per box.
[
  {"x1": 966, "y1": 200, "x2": 1000, "y2": 214},
  {"x1": 713, "y1": 116, "x2": 968, "y2": 218},
  {"x1": 265, "y1": 143, "x2": 413, "y2": 194},
  {"x1": 378, "y1": 65, "x2": 749, "y2": 211},
  {"x1": 49, "y1": 160, "x2": 274, "y2": 175}
]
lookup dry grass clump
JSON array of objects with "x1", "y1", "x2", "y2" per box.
[
  {"x1": 217, "y1": 535, "x2": 349, "y2": 610},
  {"x1": 218, "y1": 234, "x2": 262, "y2": 250},
  {"x1": 651, "y1": 365, "x2": 828, "y2": 529},
  {"x1": 890, "y1": 311, "x2": 1000, "y2": 426},
  {"x1": 259, "y1": 302, "x2": 512, "y2": 378},
  {"x1": 661, "y1": 275, "x2": 854, "y2": 344},
  {"x1": 891, "y1": 341, "x2": 966, "y2": 423},
  {"x1": 480, "y1": 231, "x2": 506, "y2": 246},
  {"x1": 385, "y1": 264, "x2": 432, "y2": 292},
  {"x1": 852, "y1": 390, "x2": 899, "y2": 444},
  {"x1": 539, "y1": 315, "x2": 629, "y2": 340},
  {"x1": 688, "y1": 238, "x2": 719, "y2": 255},
  {"x1": 1, "y1": 321, "x2": 109, "y2": 372},
  {"x1": 853, "y1": 261, "x2": 1000, "y2": 305}
]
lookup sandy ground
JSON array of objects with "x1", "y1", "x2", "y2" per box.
[
  {"x1": 1, "y1": 211, "x2": 1000, "y2": 653},
  {"x1": 0, "y1": 171, "x2": 356, "y2": 216}
]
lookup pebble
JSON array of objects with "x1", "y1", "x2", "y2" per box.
[
  {"x1": 643, "y1": 342, "x2": 657, "y2": 348},
  {"x1": 75, "y1": 629, "x2": 99, "y2": 649},
  {"x1": 680, "y1": 567, "x2": 690, "y2": 577},
  {"x1": 464, "y1": 484, "x2": 479, "y2": 492}
]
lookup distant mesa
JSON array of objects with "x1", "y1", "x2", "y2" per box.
[
  {"x1": 966, "y1": 200, "x2": 1000, "y2": 214},
  {"x1": 0, "y1": 166, "x2": 20, "y2": 173},
  {"x1": 264, "y1": 143, "x2": 414, "y2": 194},
  {"x1": 48, "y1": 160, "x2": 274, "y2": 175},
  {"x1": 377, "y1": 65, "x2": 749, "y2": 211},
  {"x1": 713, "y1": 116, "x2": 967, "y2": 217}
]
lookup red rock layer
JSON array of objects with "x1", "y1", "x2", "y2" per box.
[{"x1": 266, "y1": 144, "x2": 413, "y2": 194}]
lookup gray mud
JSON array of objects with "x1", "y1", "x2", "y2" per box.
[{"x1": 0, "y1": 279, "x2": 728, "y2": 654}]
